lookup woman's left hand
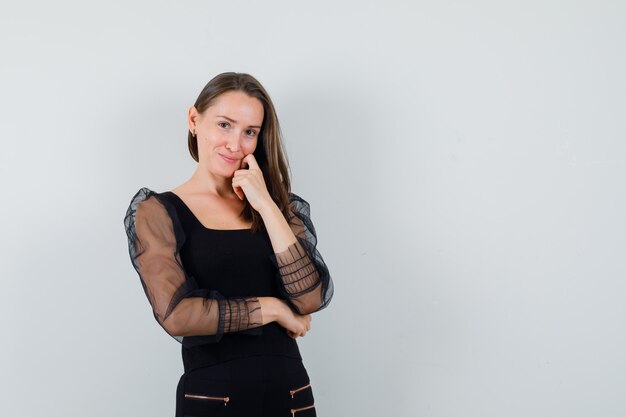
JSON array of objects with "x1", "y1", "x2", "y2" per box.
[{"x1": 232, "y1": 153, "x2": 273, "y2": 212}]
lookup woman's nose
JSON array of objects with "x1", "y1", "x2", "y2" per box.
[{"x1": 226, "y1": 135, "x2": 239, "y2": 152}]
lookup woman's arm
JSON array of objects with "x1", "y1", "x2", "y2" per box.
[
  {"x1": 257, "y1": 200, "x2": 298, "y2": 253},
  {"x1": 126, "y1": 187, "x2": 265, "y2": 347},
  {"x1": 169, "y1": 297, "x2": 311, "y2": 338},
  {"x1": 258, "y1": 194, "x2": 332, "y2": 315},
  {"x1": 231, "y1": 155, "x2": 333, "y2": 316}
]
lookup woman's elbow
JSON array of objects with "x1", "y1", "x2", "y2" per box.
[
  {"x1": 161, "y1": 316, "x2": 181, "y2": 337},
  {"x1": 160, "y1": 310, "x2": 190, "y2": 337},
  {"x1": 292, "y1": 287, "x2": 323, "y2": 315}
]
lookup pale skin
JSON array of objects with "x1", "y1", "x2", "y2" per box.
[{"x1": 172, "y1": 90, "x2": 312, "y2": 339}]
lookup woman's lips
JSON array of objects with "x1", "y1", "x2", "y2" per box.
[{"x1": 219, "y1": 154, "x2": 238, "y2": 163}]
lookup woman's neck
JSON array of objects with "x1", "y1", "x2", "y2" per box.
[{"x1": 184, "y1": 166, "x2": 238, "y2": 200}]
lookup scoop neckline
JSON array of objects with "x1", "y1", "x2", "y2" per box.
[{"x1": 165, "y1": 191, "x2": 253, "y2": 232}]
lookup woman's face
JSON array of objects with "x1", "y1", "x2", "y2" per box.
[{"x1": 189, "y1": 90, "x2": 264, "y2": 177}]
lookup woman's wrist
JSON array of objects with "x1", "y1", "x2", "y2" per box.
[
  {"x1": 258, "y1": 297, "x2": 285, "y2": 325},
  {"x1": 256, "y1": 196, "x2": 278, "y2": 217}
]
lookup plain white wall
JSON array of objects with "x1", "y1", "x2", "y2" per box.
[{"x1": 1, "y1": 1, "x2": 625, "y2": 416}]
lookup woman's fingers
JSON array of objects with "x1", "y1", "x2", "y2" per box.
[
  {"x1": 233, "y1": 184, "x2": 244, "y2": 200},
  {"x1": 241, "y1": 153, "x2": 257, "y2": 170},
  {"x1": 230, "y1": 153, "x2": 272, "y2": 211},
  {"x1": 278, "y1": 302, "x2": 308, "y2": 339}
]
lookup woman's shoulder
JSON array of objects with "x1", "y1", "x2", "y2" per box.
[
  {"x1": 286, "y1": 191, "x2": 311, "y2": 212},
  {"x1": 129, "y1": 186, "x2": 157, "y2": 201},
  {"x1": 128, "y1": 186, "x2": 175, "y2": 203},
  {"x1": 287, "y1": 191, "x2": 310, "y2": 204},
  {"x1": 125, "y1": 187, "x2": 178, "y2": 220},
  {"x1": 130, "y1": 187, "x2": 166, "y2": 209}
]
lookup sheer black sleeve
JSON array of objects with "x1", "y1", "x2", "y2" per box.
[
  {"x1": 124, "y1": 187, "x2": 264, "y2": 348},
  {"x1": 269, "y1": 192, "x2": 334, "y2": 315}
]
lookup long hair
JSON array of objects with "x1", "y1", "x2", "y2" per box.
[{"x1": 187, "y1": 72, "x2": 292, "y2": 233}]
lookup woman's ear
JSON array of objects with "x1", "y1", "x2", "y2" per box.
[{"x1": 187, "y1": 105, "x2": 199, "y2": 133}]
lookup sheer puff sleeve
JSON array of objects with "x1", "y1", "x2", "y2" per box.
[
  {"x1": 269, "y1": 192, "x2": 334, "y2": 315},
  {"x1": 124, "y1": 187, "x2": 264, "y2": 348}
]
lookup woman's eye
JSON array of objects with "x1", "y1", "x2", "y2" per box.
[
  {"x1": 218, "y1": 122, "x2": 230, "y2": 128},
  {"x1": 246, "y1": 130, "x2": 257, "y2": 136}
]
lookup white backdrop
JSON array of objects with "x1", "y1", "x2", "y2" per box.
[{"x1": 1, "y1": 1, "x2": 625, "y2": 416}]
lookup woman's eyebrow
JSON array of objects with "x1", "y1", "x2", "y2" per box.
[{"x1": 217, "y1": 115, "x2": 261, "y2": 129}]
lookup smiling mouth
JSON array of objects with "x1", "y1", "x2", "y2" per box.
[{"x1": 219, "y1": 154, "x2": 238, "y2": 163}]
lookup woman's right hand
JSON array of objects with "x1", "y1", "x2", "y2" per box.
[
  {"x1": 258, "y1": 297, "x2": 312, "y2": 339},
  {"x1": 275, "y1": 299, "x2": 312, "y2": 339}
]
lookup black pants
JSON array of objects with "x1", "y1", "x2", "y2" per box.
[{"x1": 175, "y1": 355, "x2": 317, "y2": 417}]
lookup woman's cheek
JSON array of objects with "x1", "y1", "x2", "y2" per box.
[{"x1": 243, "y1": 142, "x2": 256, "y2": 153}]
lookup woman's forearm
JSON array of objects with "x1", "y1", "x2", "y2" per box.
[
  {"x1": 258, "y1": 199, "x2": 323, "y2": 315},
  {"x1": 258, "y1": 200, "x2": 298, "y2": 253}
]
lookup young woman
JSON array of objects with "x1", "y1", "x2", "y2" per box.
[{"x1": 124, "y1": 72, "x2": 334, "y2": 416}]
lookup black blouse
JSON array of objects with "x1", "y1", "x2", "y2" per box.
[{"x1": 123, "y1": 187, "x2": 333, "y2": 372}]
